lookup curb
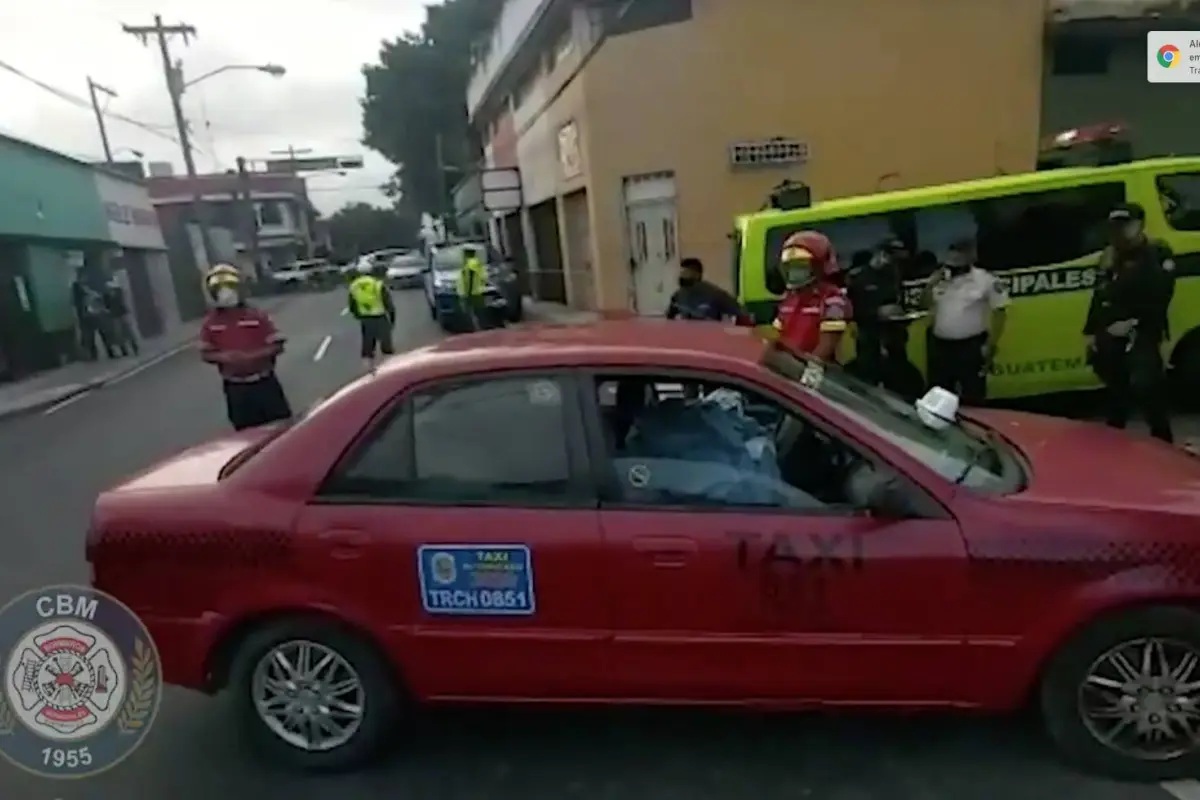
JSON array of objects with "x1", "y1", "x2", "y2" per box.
[
  {"x1": 0, "y1": 340, "x2": 198, "y2": 423},
  {"x1": 0, "y1": 296, "x2": 299, "y2": 423}
]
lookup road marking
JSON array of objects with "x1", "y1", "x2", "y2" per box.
[
  {"x1": 340, "y1": 307, "x2": 348, "y2": 316},
  {"x1": 1163, "y1": 781, "x2": 1200, "y2": 800},
  {"x1": 106, "y1": 343, "x2": 194, "y2": 387},
  {"x1": 43, "y1": 391, "x2": 93, "y2": 415},
  {"x1": 313, "y1": 335, "x2": 332, "y2": 362}
]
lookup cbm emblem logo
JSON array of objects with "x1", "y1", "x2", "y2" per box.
[{"x1": 0, "y1": 585, "x2": 162, "y2": 778}]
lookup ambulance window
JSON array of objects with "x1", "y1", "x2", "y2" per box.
[
  {"x1": 972, "y1": 183, "x2": 1124, "y2": 272},
  {"x1": 913, "y1": 205, "x2": 979, "y2": 280},
  {"x1": 1158, "y1": 173, "x2": 1200, "y2": 231}
]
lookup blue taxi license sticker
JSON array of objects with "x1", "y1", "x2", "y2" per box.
[{"x1": 417, "y1": 545, "x2": 535, "y2": 616}]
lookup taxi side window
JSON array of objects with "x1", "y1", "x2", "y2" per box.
[
  {"x1": 1158, "y1": 173, "x2": 1200, "y2": 231},
  {"x1": 324, "y1": 376, "x2": 579, "y2": 506},
  {"x1": 591, "y1": 375, "x2": 873, "y2": 513}
]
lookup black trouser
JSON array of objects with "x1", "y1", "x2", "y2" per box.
[
  {"x1": 460, "y1": 296, "x2": 487, "y2": 331},
  {"x1": 857, "y1": 323, "x2": 923, "y2": 398},
  {"x1": 79, "y1": 315, "x2": 116, "y2": 360},
  {"x1": 111, "y1": 315, "x2": 138, "y2": 355},
  {"x1": 223, "y1": 374, "x2": 292, "y2": 431},
  {"x1": 359, "y1": 315, "x2": 394, "y2": 358},
  {"x1": 1090, "y1": 337, "x2": 1173, "y2": 443},
  {"x1": 927, "y1": 331, "x2": 989, "y2": 405}
]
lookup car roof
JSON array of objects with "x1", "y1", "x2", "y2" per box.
[{"x1": 377, "y1": 320, "x2": 765, "y2": 379}]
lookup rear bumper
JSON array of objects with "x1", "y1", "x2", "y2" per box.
[{"x1": 388, "y1": 274, "x2": 423, "y2": 288}]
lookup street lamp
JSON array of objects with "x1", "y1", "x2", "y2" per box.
[
  {"x1": 162, "y1": 60, "x2": 286, "y2": 268},
  {"x1": 176, "y1": 62, "x2": 286, "y2": 91}
]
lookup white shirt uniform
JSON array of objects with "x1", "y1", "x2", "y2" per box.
[{"x1": 930, "y1": 266, "x2": 1009, "y2": 340}]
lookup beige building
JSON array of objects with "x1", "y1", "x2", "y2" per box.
[{"x1": 459, "y1": 0, "x2": 1048, "y2": 314}]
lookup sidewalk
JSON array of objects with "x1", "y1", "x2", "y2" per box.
[
  {"x1": 521, "y1": 297, "x2": 604, "y2": 326},
  {"x1": 0, "y1": 295, "x2": 294, "y2": 422}
]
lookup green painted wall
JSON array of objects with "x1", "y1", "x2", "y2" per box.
[
  {"x1": 0, "y1": 135, "x2": 109, "y2": 241},
  {"x1": 24, "y1": 246, "x2": 76, "y2": 332}
]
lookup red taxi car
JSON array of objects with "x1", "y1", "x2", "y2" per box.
[{"x1": 87, "y1": 321, "x2": 1200, "y2": 779}]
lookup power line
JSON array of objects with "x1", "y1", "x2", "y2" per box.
[{"x1": 0, "y1": 58, "x2": 185, "y2": 146}]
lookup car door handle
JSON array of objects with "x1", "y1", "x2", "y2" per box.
[
  {"x1": 317, "y1": 529, "x2": 369, "y2": 559},
  {"x1": 633, "y1": 537, "x2": 696, "y2": 567}
]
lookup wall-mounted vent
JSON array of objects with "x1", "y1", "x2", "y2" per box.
[{"x1": 729, "y1": 138, "x2": 808, "y2": 169}]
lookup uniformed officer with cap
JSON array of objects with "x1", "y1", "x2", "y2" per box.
[
  {"x1": 923, "y1": 238, "x2": 1009, "y2": 405},
  {"x1": 1084, "y1": 201, "x2": 1176, "y2": 442}
]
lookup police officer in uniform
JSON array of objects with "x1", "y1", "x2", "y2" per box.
[
  {"x1": 923, "y1": 239, "x2": 1009, "y2": 405},
  {"x1": 1084, "y1": 202, "x2": 1176, "y2": 442},
  {"x1": 456, "y1": 246, "x2": 489, "y2": 331},
  {"x1": 348, "y1": 260, "x2": 396, "y2": 373},
  {"x1": 846, "y1": 239, "x2": 924, "y2": 398}
]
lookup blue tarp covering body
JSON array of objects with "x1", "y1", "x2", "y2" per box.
[{"x1": 620, "y1": 390, "x2": 782, "y2": 504}]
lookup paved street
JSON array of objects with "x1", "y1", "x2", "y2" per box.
[{"x1": 0, "y1": 288, "x2": 1191, "y2": 799}]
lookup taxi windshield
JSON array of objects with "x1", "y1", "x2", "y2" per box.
[{"x1": 762, "y1": 347, "x2": 1024, "y2": 493}]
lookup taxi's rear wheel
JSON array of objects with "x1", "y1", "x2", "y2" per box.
[
  {"x1": 229, "y1": 617, "x2": 401, "y2": 771},
  {"x1": 1040, "y1": 605, "x2": 1200, "y2": 781}
]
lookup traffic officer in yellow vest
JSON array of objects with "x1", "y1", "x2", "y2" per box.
[
  {"x1": 347, "y1": 261, "x2": 395, "y2": 373},
  {"x1": 456, "y1": 246, "x2": 489, "y2": 331}
]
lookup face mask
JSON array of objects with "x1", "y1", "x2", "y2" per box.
[
  {"x1": 784, "y1": 264, "x2": 815, "y2": 289},
  {"x1": 214, "y1": 286, "x2": 239, "y2": 308},
  {"x1": 678, "y1": 275, "x2": 699, "y2": 288}
]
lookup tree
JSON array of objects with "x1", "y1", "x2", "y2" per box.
[
  {"x1": 360, "y1": 0, "x2": 499, "y2": 218},
  {"x1": 326, "y1": 202, "x2": 418, "y2": 261}
]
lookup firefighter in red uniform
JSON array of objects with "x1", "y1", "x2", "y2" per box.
[
  {"x1": 769, "y1": 230, "x2": 852, "y2": 361},
  {"x1": 199, "y1": 264, "x2": 293, "y2": 431}
]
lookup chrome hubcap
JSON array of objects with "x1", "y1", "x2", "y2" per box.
[
  {"x1": 251, "y1": 639, "x2": 365, "y2": 752},
  {"x1": 1079, "y1": 637, "x2": 1200, "y2": 760}
]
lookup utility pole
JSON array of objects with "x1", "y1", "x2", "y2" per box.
[
  {"x1": 269, "y1": 146, "x2": 315, "y2": 259},
  {"x1": 121, "y1": 16, "x2": 215, "y2": 265},
  {"x1": 235, "y1": 157, "x2": 262, "y2": 280},
  {"x1": 435, "y1": 133, "x2": 451, "y2": 239},
  {"x1": 86, "y1": 78, "x2": 117, "y2": 162}
]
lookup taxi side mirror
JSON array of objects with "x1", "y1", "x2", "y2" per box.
[{"x1": 864, "y1": 476, "x2": 916, "y2": 519}]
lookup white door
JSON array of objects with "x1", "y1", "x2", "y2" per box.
[{"x1": 627, "y1": 201, "x2": 678, "y2": 316}]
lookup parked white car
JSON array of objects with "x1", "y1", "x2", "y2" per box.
[
  {"x1": 270, "y1": 259, "x2": 335, "y2": 291},
  {"x1": 384, "y1": 251, "x2": 426, "y2": 288}
]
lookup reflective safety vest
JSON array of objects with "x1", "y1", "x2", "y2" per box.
[
  {"x1": 349, "y1": 275, "x2": 387, "y2": 317},
  {"x1": 457, "y1": 257, "x2": 487, "y2": 298}
]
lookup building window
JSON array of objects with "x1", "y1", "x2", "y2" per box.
[
  {"x1": 1051, "y1": 37, "x2": 1111, "y2": 76},
  {"x1": 545, "y1": 25, "x2": 574, "y2": 72},
  {"x1": 609, "y1": 0, "x2": 692, "y2": 36},
  {"x1": 1159, "y1": 173, "x2": 1200, "y2": 231},
  {"x1": 257, "y1": 201, "x2": 284, "y2": 227},
  {"x1": 513, "y1": 67, "x2": 538, "y2": 108}
]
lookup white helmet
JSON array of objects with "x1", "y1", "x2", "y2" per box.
[{"x1": 355, "y1": 258, "x2": 374, "y2": 274}]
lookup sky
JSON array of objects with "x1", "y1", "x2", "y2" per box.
[{"x1": 0, "y1": 0, "x2": 428, "y2": 214}]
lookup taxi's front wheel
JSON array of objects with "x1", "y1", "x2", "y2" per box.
[
  {"x1": 229, "y1": 617, "x2": 402, "y2": 771},
  {"x1": 1040, "y1": 605, "x2": 1200, "y2": 781}
]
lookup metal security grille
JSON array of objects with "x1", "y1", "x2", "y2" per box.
[{"x1": 729, "y1": 138, "x2": 808, "y2": 168}]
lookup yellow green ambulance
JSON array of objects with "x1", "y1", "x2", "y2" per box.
[{"x1": 733, "y1": 158, "x2": 1200, "y2": 400}]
